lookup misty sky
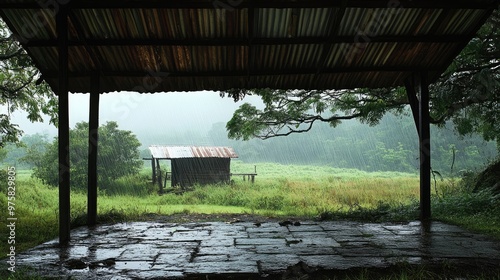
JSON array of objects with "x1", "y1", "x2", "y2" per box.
[{"x1": 10, "y1": 91, "x2": 263, "y2": 139}]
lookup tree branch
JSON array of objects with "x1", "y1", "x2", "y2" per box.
[
  {"x1": 0, "y1": 48, "x2": 23, "y2": 61},
  {"x1": 254, "y1": 112, "x2": 364, "y2": 139}
]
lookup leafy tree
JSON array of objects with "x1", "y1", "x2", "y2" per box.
[
  {"x1": 97, "y1": 121, "x2": 143, "y2": 184},
  {"x1": 0, "y1": 19, "x2": 57, "y2": 146},
  {"x1": 223, "y1": 8, "x2": 500, "y2": 147},
  {"x1": 430, "y1": 8, "x2": 500, "y2": 144},
  {"x1": 15, "y1": 133, "x2": 51, "y2": 168},
  {"x1": 25, "y1": 121, "x2": 143, "y2": 190},
  {"x1": 366, "y1": 142, "x2": 413, "y2": 172},
  {"x1": 28, "y1": 138, "x2": 57, "y2": 186}
]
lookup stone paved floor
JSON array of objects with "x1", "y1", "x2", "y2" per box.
[{"x1": 13, "y1": 221, "x2": 500, "y2": 279}]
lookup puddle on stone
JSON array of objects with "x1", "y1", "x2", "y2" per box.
[{"x1": 64, "y1": 259, "x2": 89, "y2": 270}]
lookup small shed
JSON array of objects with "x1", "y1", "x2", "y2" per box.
[{"x1": 149, "y1": 145, "x2": 238, "y2": 189}]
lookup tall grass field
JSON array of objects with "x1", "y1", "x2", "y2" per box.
[{"x1": 1, "y1": 161, "x2": 499, "y2": 257}]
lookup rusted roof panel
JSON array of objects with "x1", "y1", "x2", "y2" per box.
[
  {"x1": 0, "y1": 0, "x2": 497, "y2": 93},
  {"x1": 149, "y1": 146, "x2": 238, "y2": 159}
]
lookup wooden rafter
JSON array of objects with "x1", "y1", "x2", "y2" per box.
[
  {"x1": 0, "y1": 0, "x2": 496, "y2": 10},
  {"x1": 41, "y1": 66, "x2": 440, "y2": 79},
  {"x1": 23, "y1": 35, "x2": 472, "y2": 47}
]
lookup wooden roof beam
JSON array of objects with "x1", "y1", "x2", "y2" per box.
[
  {"x1": 42, "y1": 66, "x2": 439, "y2": 79},
  {"x1": 23, "y1": 35, "x2": 471, "y2": 47},
  {"x1": 0, "y1": 0, "x2": 497, "y2": 10}
]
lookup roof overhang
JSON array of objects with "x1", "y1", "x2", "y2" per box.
[
  {"x1": 149, "y1": 146, "x2": 238, "y2": 159},
  {"x1": 0, "y1": 0, "x2": 498, "y2": 93}
]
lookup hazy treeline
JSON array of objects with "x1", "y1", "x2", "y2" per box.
[
  {"x1": 2, "y1": 112, "x2": 497, "y2": 175},
  {"x1": 141, "y1": 112, "x2": 498, "y2": 174}
]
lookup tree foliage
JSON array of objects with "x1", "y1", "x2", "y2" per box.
[
  {"x1": 210, "y1": 113, "x2": 497, "y2": 173},
  {"x1": 223, "y1": 88, "x2": 407, "y2": 140},
  {"x1": 0, "y1": 19, "x2": 57, "y2": 146},
  {"x1": 24, "y1": 121, "x2": 142, "y2": 190},
  {"x1": 430, "y1": 8, "x2": 500, "y2": 142},
  {"x1": 223, "y1": 8, "x2": 500, "y2": 146}
]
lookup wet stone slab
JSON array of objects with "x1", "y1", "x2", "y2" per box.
[
  {"x1": 200, "y1": 237, "x2": 235, "y2": 247},
  {"x1": 297, "y1": 255, "x2": 363, "y2": 270},
  {"x1": 256, "y1": 254, "x2": 302, "y2": 273},
  {"x1": 124, "y1": 269, "x2": 185, "y2": 279},
  {"x1": 184, "y1": 261, "x2": 259, "y2": 274},
  {"x1": 154, "y1": 253, "x2": 191, "y2": 264},
  {"x1": 9, "y1": 221, "x2": 500, "y2": 279},
  {"x1": 197, "y1": 245, "x2": 254, "y2": 255},
  {"x1": 251, "y1": 224, "x2": 286, "y2": 231},
  {"x1": 287, "y1": 224, "x2": 324, "y2": 232},
  {"x1": 325, "y1": 228, "x2": 364, "y2": 238},
  {"x1": 319, "y1": 221, "x2": 362, "y2": 232},
  {"x1": 252, "y1": 244, "x2": 339, "y2": 255},
  {"x1": 235, "y1": 238, "x2": 287, "y2": 246},
  {"x1": 357, "y1": 223, "x2": 396, "y2": 235},
  {"x1": 291, "y1": 231, "x2": 329, "y2": 239},
  {"x1": 289, "y1": 237, "x2": 341, "y2": 247},
  {"x1": 248, "y1": 231, "x2": 294, "y2": 239}
]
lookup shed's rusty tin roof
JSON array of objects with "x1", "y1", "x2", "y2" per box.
[
  {"x1": 0, "y1": 0, "x2": 497, "y2": 93},
  {"x1": 149, "y1": 146, "x2": 238, "y2": 159}
]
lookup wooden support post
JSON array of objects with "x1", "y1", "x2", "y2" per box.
[
  {"x1": 57, "y1": 5, "x2": 70, "y2": 245},
  {"x1": 405, "y1": 73, "x2": 432, "y2": 221},
  {"x1": 404, "y1": 77, "x2": 420, "y2": 135},
  {"x1": 419, "y1": 72, "x2": 431, "y2": 221},
  {"x1": 151, "y1": 157, "x2": 156, "y2": 184},
  {"x1": 253, "y1": 166, "x2": 256, "y2": 184},
  {"x1": 87, "y1": 73, "x2": 100, "y2": 226},
  {"x1": 156, "y1": 159, "x2": 163, "y2": 193}
]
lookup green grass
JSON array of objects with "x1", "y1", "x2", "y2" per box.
[
  {"x1": 1, "y1": 161, "x2": 499, "y2": 262},
  {"x1": 10, "y1": 169, "x2": 31, "y2": 181},
  {"x1": 230, "y1": 160, "x2": 416, "y2": 180}
]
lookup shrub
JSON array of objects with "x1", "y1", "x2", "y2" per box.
[{"x1": 25, "y1": 121, "x2": 143, "y2": 191}]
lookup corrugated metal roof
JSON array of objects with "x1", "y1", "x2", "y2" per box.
[
  {"x1": 149, "y1": 146, "x2": 238, "y2": 159},
  {"x1": 0, "y1": 0, "x2": 497, "y2": 93}
]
